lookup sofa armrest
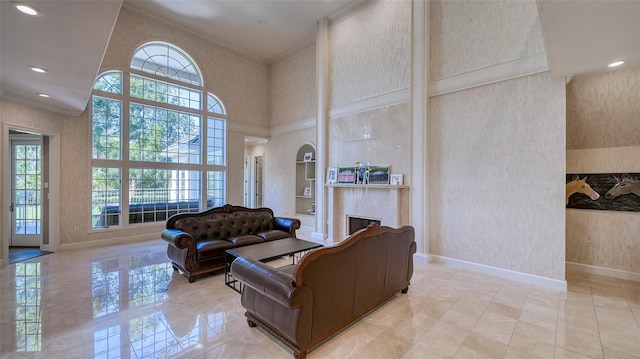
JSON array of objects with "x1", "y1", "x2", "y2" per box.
[
  {"x1": 231, "y1": 257, "x2": 310, "y2": 308},
  {"x1": 161, "y1": 228, "x2": 197, "y2": 250},
  {"x1": 273, "y1": 217, "x2": 301, "y2": 237}
]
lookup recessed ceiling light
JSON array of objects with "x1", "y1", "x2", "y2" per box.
[
  {"x1": 13, "y1": 2, "x2": 42, "y2": 16},
  {"x1": 38, "y1": 93, "x2": 50, "y2": 98},
  {"x1": 30, "y1": 66, "x2": 47, "y2": 73},
  {"x1": 608, "y1": 61, "x2": 624, "y2": 68}
]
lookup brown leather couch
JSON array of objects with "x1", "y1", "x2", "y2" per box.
[
  {"x1": 230, "y1": 224, "x2": 416, "y2": 359},
  {"x1": 161, "y1": 204, "x2": 301, "y2": 283}
]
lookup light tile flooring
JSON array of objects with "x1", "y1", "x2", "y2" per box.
[{"x1": 1, "y1": 239, "x2": 638, "y2": 359}]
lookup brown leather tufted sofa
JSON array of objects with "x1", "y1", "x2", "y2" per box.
[
  {"x1": 230, "y1": 224, "x2": 416, "y2": 359},
  {"x1": 161, "y1": 204, "x2": 301, "y2": 283}
]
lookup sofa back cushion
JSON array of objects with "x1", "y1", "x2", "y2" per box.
[
  {"x1": 170, "y1": 207, "x2": 275, "y2": 241},
  {"x1": 293, "y1": 225, "x2": 415, "y2": 339}
]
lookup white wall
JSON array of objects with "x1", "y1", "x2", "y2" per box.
[
  {"x1": 566, "y1": 68, "x2": 640, "y2": 276},
  {"x1": 427, "y1": 0, "x2": 566, "y2": 281},
  {"x1": 329, "y1": 0, "x2": 411, "y2": 107}
]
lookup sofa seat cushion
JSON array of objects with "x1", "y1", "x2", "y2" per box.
[
  {"x1": 196, "y1": 239, "x2": 234, "y2": 260},
  {"x1": 229, "y1": 235, "x2": 264, "y2": 247},
  {"x1": 258, "y1": 230, "x2": 290, "y2": 242}
]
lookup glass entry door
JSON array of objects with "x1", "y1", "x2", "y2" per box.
[{"x1": 11, "y1": 140, "x2": 43, "y2": 247}]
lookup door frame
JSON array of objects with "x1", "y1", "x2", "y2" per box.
[{"x1": 2, "y1": 123, "x2": 60, "y2": 267}]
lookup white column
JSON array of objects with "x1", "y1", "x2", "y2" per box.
[
  {"x1": 312, "y1": 17, "x2": 330, "y2": 242},
  {"x1": 411, "y1": 0, "x2": 429, "y2": 254}
]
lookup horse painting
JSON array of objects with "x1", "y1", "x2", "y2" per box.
[
  {"x1": 566, "y1": 176, "x2": 600, "y2": 205},
  {"x1": 604, "y1": 177, "x2": 640, "y2": 200}
]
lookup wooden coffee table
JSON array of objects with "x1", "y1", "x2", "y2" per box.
[{"x1": 225, "y1": 238, "x2": 323, "y2": 293}]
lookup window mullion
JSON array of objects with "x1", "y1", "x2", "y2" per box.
[{"x1": 121, "y1": 72, "x2": 131, "y2": 226}]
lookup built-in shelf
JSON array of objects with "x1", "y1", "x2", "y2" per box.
[{"x1": 296, "y1": 144, "x2": 316, "y2": 216}]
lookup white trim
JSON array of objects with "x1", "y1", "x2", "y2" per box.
[
  {"x1": 228, "y1": 121, "x2": 269, "y2": 138},
  {"x1": 328, "y1": 88, "x2": 410, "y2": 119},
  {"x1": 411, "y1": 0, "x2": 428, "y2": 255},
  {"x1": 59, "y1": 233, "x2": 160, "y2": 251},
  {"x1": 428, "y1": 53, "x2": 549, "y2": 97},
  {"x1": 413, "y1": 252, "x2": 429, "y2": 263},
  {"x1": 2, "y1": 123, "x2": 61, "y2": 265},
  {"x1": 430, "y1": 254, "x2": 567, "y2": 291},
  {"x1": 566, "y1": 261, "x2": 640, "y2": 283},
  {"x1": 270, "y1": 117, "x2": 316, "y2": 136},
  {"x1": 315, "y1": 17, "x2": 330, "y2": 242}
]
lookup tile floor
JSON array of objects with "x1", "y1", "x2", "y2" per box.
[{"x1": 0, "y1": 239, "x2": 638, "y2": 359}]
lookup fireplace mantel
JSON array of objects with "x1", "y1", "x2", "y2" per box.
[
  {"x1": 325, "y1": 183, "x2": 410, "y2": 241},
  {"x1": 326, "y1": 184, "x2": 410, "y2": 189}
]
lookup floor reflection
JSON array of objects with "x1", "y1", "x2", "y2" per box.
[
  {"x1": 2, "y1": 239, "x2": 638, "y2": 358},
  {"x1": 14, "y1": 262, "x2": 42, "y2": 352}
]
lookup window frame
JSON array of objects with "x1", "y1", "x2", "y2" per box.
[{"x1": 90, "y1": 43, "x2": 227, "y2": 231}]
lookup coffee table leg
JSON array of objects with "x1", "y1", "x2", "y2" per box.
[{"x1": 225, "y1": 253, "x2": 243, "y2": 293}]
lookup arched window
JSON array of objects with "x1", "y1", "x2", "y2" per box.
[{"x1": 90, "y1": 42, "x2": 226, "y2": 229}]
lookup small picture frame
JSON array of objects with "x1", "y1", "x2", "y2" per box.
[
  {"x1": 303, "y1": 152, "x2": 313, "y2": 162},
  {"x1": 390, "y1": 174, "x2": 404, "y2": 185},
  {"x1": 337, "y1": 166, "x2": 356, "y2": 184},
  {"x1": 303, "y1": 187, "x2": 311, "y2": 196},
  {"x1": 308, "y1": 202, "x2": 316, "y2": 215},
  {"x1": 368, "y1": 165, "x2": 390, "y2": 185},
  {"x1": 326, "y1": 167, "x2": 337, "y2": 184}
]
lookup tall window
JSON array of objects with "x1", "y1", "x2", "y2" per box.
[{"x1": 91, "y1": 42, "x2": 226, "y2": 229}]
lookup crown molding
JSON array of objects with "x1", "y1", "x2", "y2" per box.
[
  {"x1": 328, "y1": 88, "x2": 410, "y2": 119},
  {"x1": 270, "y1": 117, "x2": 316, "y2": 137},
  {"x1": 428, "y1": 53, "x2": 549, "y2": 97},
  {"x1": 228, "y1": 121, "x2": 269, "y2": 138}
]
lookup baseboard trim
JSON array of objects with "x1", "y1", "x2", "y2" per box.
[
  {"x1": 413, "y1": 252, "x2": 429, "y2": 263},
  {"x1": 429, "y1": 254, "x2": 567, "y2": 291},
  {"x1": 59, "y1": 233, "x2": 160, "y2": 251},
  {"x1": 566, "y1": 261, "x2": 640, "y2": 282},
  {"x1": 311, "y1": 231, "x2": 327, "y2": 242}
]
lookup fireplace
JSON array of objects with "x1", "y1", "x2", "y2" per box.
[{"x1": 347, "y1": 215, "x2": 381, "y2": 235}]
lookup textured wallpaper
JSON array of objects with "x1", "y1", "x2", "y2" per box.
[
  {"x1": 566, "y1": 146, "x2": 640, "y2": 273},
  {"x1": 270, "y1": 47, "x2": 316, "y2": 127},
  {"x1": 329, "y1": 0, "x2": 411, "y2": 107},
  {"x1": 259, "y1": 127, "x2": 316, "y2": 227},
  {"x1": 0, "y1": 100, "x2": 64, "y2": 259},
  {"x1": 430, "y1": 0, "x2": 546, "y2": 81},
  {"x1": 566, "y1": 68, "x2": 640, "y2": 150},
  {"x1": 428, "y1": 74, "x2": 567, "y2": 280}
]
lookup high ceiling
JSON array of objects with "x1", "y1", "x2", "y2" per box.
[{"x1": 1, "y1": 0, "x2": 638, "y2": 117}]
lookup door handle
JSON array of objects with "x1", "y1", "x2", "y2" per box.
[{"x1": 9, "y1": 203, "x2": 14, "y2": 212}]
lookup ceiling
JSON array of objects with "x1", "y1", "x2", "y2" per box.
[{"x1": 1, "y1": 0, "x2": 638, "y2": 117}]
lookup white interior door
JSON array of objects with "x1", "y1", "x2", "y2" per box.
[
  {"x1": 254, "y1": 155, "x2": 263, "y2": 208},
  {"x1": 10, "y1": 140, "x2": 43, "y2": 247}
]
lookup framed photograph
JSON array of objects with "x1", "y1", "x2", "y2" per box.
[
  {"x1": 308, "y1": 202, "x2": 316, "y2": 215},
  {"x1": 326, "y1": 167, "x2": 337, "y2": 184},
  {"x1": 303, "y1": 152, "x2": 313, "y2": 162},
  {"x1": 303, "y1": 187, "x2": 311, "y2": 196},
  {"x1": 337, "y1": 166, "x2": 356, "y2": 184},
  {"x1": 390, "y1": 174, "x2": 403, "y2": 185},
  {"x1": 368, "y1": 165, "x2": 390, "y2": 184}
]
